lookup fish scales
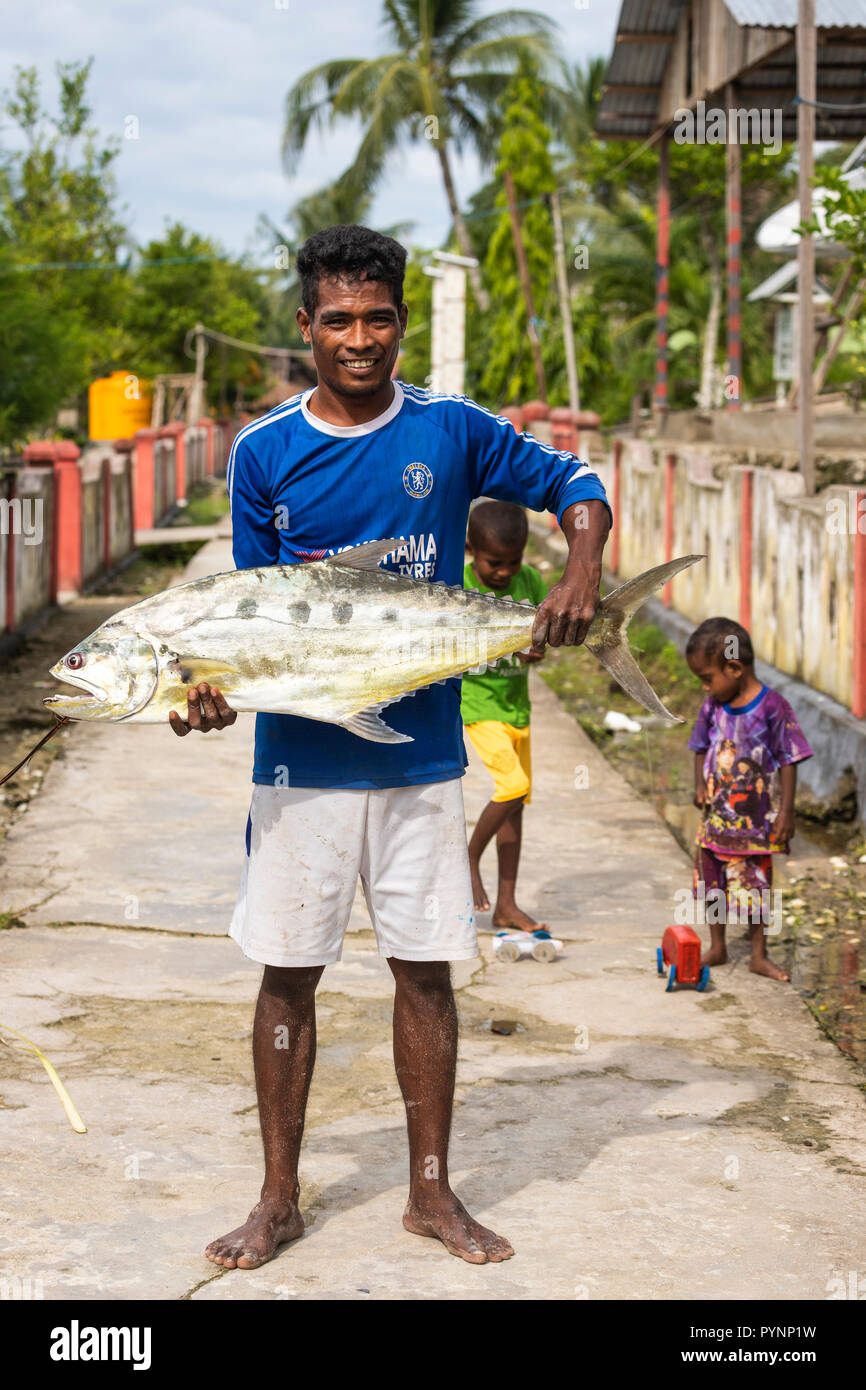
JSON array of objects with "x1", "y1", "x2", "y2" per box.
[{"x1": 44, "y1": 539, "x2": 705, "y2": 741}]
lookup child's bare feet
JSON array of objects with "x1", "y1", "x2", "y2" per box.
[
  {"x1": 492, "y1": 905, "x2": 547, "y2": 934},
  {"x1": 750, "y1": 957, "x2": 789, "y2": 982},
  {"x1": 701, "y1": 946, "x2": 728, "y2": 968},
  {"x1": 469, "y1": 861, "x2": 490, "y2": 912}
]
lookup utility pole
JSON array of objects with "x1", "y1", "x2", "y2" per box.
[
  {"x1": 653, "y1": 134, "x2": 671, "y2": 430},
  {"x1": 503, "y1": 169, "x2": 547, "y2": 401},
  {"x1": 725, "y1": 82, "x2": 742, "y2": 411},
  {"x1": 797, "y1": 0, "x2": 816, "y2": 494},
  {"x1": 192, "y1": 322, "x2": 207, "y2": 423},
  {"x1": 551, "y1": 190, "x2": 580, "y2": 413},
  {"x1": 422, "y1": 251, "x2": 477, "y2": 395}
]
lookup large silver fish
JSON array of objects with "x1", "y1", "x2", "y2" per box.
[{"x1": 44, "y1": 540, "x2": 703, "y2": 740}]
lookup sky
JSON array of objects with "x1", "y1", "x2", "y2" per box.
[{"x1": 2, "y1": 0, "x2": 619, "y2": 263}]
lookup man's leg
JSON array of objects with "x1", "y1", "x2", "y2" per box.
[
  {"x1": 205, "y1": 963, "x2": 323, "y2": 1269},
  {"x1": 390, "y1": 958, "x2": 514, "y2": 1264}
]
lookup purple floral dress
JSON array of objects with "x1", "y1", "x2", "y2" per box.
[{"x1": 688, "y1": 686, "x2": 813, "y2": 857}]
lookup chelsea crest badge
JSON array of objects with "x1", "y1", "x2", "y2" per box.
[{"x1": 402, "y1": 462, "x2": 433, "y2": 499}]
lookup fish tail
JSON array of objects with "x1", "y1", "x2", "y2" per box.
[{"x1": 585, "y1": 554, "x2": 704, "y2": 725}]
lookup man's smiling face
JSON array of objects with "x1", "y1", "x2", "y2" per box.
[{"x1": 297, "y1": 273, "x2": 407, "y2": 400}]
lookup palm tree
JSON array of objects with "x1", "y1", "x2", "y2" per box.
[
  {"x1": 551, "y1": 55, "x2": 607, "y2": 163},
  {"x1": 281, "y1": 0, "x2": 557, "y2": 310}
]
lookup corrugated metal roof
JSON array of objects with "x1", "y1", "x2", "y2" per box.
[
  {"x1": 596, "y1": 0, "x2": 866, "y2": 139},
  {"x1": 617, "y1": 0, "x2": 685, "y2": 36},
  {"x1": 726, "y1": 0, "x2": 866, "y2": 27}
]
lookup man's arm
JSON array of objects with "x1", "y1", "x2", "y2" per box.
[{"x1": 467, "y1": 403, "x2": 611, "y2": 647}]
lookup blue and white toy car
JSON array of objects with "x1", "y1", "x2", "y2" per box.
[{"x1": 494, "y1": 929, "x2": 564, "y2": 963}]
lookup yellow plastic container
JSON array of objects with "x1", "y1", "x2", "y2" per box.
[{"x1": 88, "y1": 371, "x2": 153, "y2": 441}]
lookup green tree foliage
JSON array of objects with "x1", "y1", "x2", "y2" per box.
[
  {"x1": 0, "y1": 61, "x2": 130, "y2": 444},
  {"x1": 117, "y1": 224, "x2": 270, "y2": 408},
  {"x1": 549, "y1": 55, "x2": 606, "y2": 161},
  {"x1": 0, "y1": 61, "x2": 277, "y2": 442},
  {"x1": 802, "y1": 165, "x2": 866, "y2": 287},
  {"x1": 560, "y1": 126, "x2": 797, "y2": 419},
  {"x1": 282, "y1": 0, "x2": 557, "y2": 308},
  {"x1": 476, "y1": 67, "x2": 555, "y2": 406},
  {"x1": 395, "y1": 252, "x2": 434, "y2": 387},
  {"x1": 799, "y1": 160, "x2": 866, "y2": 391}
]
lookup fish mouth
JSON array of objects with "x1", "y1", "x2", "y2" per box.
[
  {"x1": 43, "y1": 690, "x2": 99, "y2": 708},
  {"x1": 44, "y1": 666, "x2": 107, "y2": 708}
]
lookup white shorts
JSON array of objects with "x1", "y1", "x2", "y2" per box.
[{"x1": 229, "y1": 780, "x2": 478, "y2": 967}]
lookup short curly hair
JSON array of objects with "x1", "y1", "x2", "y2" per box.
[
  {"x1": 296, "y1": 224, "x2": 407, "y2": 316},
  {"x1": 467, "y1": 500, "x2": 528, "y2": 551}
]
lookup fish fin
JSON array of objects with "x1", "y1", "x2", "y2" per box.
[
  {"x1": 593, "y1": 641, "x2": 684, "y2": 724},
  {"x1": 322, "y1": 539, "x2": 405, "y2": 571},
  {"x1": 342, "y1": 708, "x2": 414, "y2": 744},
  {"x1": 586, "y1": 554, "x2": 705, "y2": 725},
  {"x1": 599, "y1": 554, "x2": 705, "y2": 624}
]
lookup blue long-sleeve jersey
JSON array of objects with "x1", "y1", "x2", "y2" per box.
[{"x1": 228, "y1": 380, "x2": 611, "y2": 788}]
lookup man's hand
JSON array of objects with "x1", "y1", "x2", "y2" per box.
[
  {"x1": 530, "y1": 561, "x2": 601, "y2": 651},
  {"x1": 169, "y1": 683, "x2": 237, "y2": 737},
  {"x1": 530, "y1": 500, "x2": 608, "y2": 652}
]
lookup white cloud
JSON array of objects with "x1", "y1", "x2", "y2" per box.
[{"x1": 2, "y1": 0, "x2": 618, "y2": 258}]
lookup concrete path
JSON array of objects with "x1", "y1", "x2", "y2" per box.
[{"x1": 1, "y1": 539, "x2": 865, "y2": 1301}]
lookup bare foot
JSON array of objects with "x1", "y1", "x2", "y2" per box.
[
  {"x1": 470, "y1": 861, "x2": 490, "y2": 912},
  {"x1": 750, "y1": 957, "x2": 789, "y2": 982},
  {"x1": 492, "y1": 905, "x2": 547, "y2": 934},
  {"x1": 205, "y1": 1196, "x2": 304, "y2": 1270},
  {"x1": 403, "y1": 1192, "x2": 514, "y2": 1264},
  {"x1": 701, "y1": 946, "x2": 728, "y2": 968}
]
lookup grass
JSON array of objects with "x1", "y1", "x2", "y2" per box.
[
  {"x1": 169, "y1": 481, "x2": 230, "y2": 529},
  {"x1": 93, "y1": 542, "x2": 205, "y2": 598}
]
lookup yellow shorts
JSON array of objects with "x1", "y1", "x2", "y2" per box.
[{"x1": 464, "y1": 720, "x2": 532, "y2": 804}]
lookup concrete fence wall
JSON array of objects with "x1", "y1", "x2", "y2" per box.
[
  {"x1": 596, "y1": 439, "x2": 864, "y2": 719},
  {"x1": 504, "y1": 402, "x2": 866, "y2": 724},
  {"x1": 1, "y1": 417, "x2": 236, "y2": 639},
  {"x1": 0, "y1": 466, "x2": 56, "y2": 631}
]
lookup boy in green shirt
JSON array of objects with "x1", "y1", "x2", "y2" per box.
[{"x1": 462, "y1": 500, "x2": 548, "y2": 932}]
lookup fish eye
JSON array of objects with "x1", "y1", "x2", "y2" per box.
[{"x1": 65, "y1": 652, "x2": 86, "y2": 670}]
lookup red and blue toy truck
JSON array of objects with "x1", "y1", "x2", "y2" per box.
[{"x1": 656, "y1": 924, "x2": 710, "y2": 992}]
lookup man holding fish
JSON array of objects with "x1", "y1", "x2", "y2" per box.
[{"x1": 171, "y1": 225, "x2": 611, "y2": 1268}]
